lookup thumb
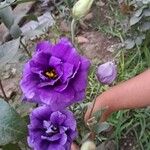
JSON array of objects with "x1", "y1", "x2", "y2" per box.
[
  {"x1": 84, "y1": 102, "x2": 94, "y2": 123},
  {"x1": 71, "y1": 143, "x2": 79, "y2": 150},
  {"x1": 84, "y1": 100, "x2": 111, "y2": 123}
]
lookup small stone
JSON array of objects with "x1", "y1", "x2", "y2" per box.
[
  {"x1": 76, "y1": 36, "x2": 89, "y2": 44},
  {"x1": 96, "y1": 1, "x2": 105, "y2": 7},
  {"x1": 107, "y1": 43, "x2": 124, "y2": 52},
  {"x1": 81, "y1": 141, "x2": 96, "y2": 150},
  {"x1": 0, "y1": 82, "x2": 17, "y2": 99},
  {"x1": 11, "y1": 68, "x2": 17, "y2": 76},
  {"x1": 124, "y1": 142, "x2": 127, "y2": 146},
  {"x1": 60, "y1": 20, "x2": 70, "y2": 32},
  {"x1": 2, "y1": 72, "x2": 11, "y2": 79},
  {"x1": 84, "y1": 13, "x2": 93, "y2": 21}
]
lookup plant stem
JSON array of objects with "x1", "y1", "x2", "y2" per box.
[
  {"x1": 0, "y1": 79, "x2": 8, "y2": 101},
  {"x1": 20, "y1": 40, "x2": 32, "y2": 58},
  {"x1": 88, "y1": 98, "x2": 97, "y2": 119},
  {"x1": 71, "y1": 19, "x2": 76, "y2": 44}
]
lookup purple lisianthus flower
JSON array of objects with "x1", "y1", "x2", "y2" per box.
[
  {"x1": 28, "y1": 106, "x2": 77, "y2": 150},
  {"x1": 20, "y1": 38, "x2": 90, "y2": 110},
  {"x1": 96, "y1": 61, "x2": 117, "y2": 85}
]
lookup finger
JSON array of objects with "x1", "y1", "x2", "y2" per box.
[
  {"x1": 84, "y1": 100, "x2": 110, "y2": 123},
  {"x1": 71, "y1": 143, "x2": 79, "y2": 150},
  {"x1": 84, "y1": 102, "x2": 93, "y2": 123}
]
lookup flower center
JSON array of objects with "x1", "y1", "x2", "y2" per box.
[
  {"x1": 51, "y1": 126, "x2": 58, "y2": 132},
  {"x1": 45, "y1": 124, "x2": 59, "y2": 137},
  {"x1": 44, "y1": 68, "x2": 58, "y2": 79}
]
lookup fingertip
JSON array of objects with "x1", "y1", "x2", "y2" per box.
[
  {"x1": 71, "y1": 143, "x2": 79, "y2": 150},
  {"x1": 84, "y1": 103, "x2": 93, "y2": 123}
]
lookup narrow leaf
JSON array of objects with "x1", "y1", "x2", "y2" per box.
[{"x1": 2, "y1": 143, "x2": 20, "y2": 150}]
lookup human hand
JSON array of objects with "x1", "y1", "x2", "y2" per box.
[
  {"x1": 84, "y1": 93, "x2": 113, "y2": 123},
  {"x1": 71, "y1": 143, "x2": 79, "y2": 150}
]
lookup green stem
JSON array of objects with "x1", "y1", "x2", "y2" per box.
[
  {"x1": 71, "y1": 19, "x2": 76, "y2": 44},
  {"x1": 88, "y1": 98, "x2": 97, "y2": 120},
  {"x1": 0, "y1": 79, "x2": 8, "y2": 101},
  {"x1": 20, "y1": 39, "x2": 32, "y2": 58}
]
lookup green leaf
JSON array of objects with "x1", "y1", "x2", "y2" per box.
[
  {"x1": 141, "y1": 22, "x2": 150, "y2": 31},
  {"x1": 93, "y1": 107, "x2": 107, "y2": 121},
  {"x1": 143, "y1": 9, "x2": 150, "y2": 17},
  {"x1": 24, "y1": 14, "x2": 38, "y2": 21},
  {"x1": 92, "y1": 122, "x2": 110, "y2": 134},
  {"x1": 0, "y1": 38, "x2": 20, "y2": 70},
  {"x1": 15, "y1": 0, "x2": 35, "y2": 4},
  {"x1": 142, "y1": 0, "x2": 150, "y2": 4},
  {"x1": 130, "y1": 15, "x2": 142, "y2": 26},
  {"x1": 135, "y1": 35, "x2": 145, "y2": 45},
  {"x1": 124, "y1": 39, "x2": 135, "y2": 49},
  {"x1": 0, "y1": 0, "x2": 15, "y2": 9},
  {"x1": 134, "y1": 6, "x2": 145, "y2": 17},
  {"x1": 2, "y1": 143, "x2": 20, "y2": 150},
  {"x1": 0, "y1": 99, "x2": 27, "y2": 145}
]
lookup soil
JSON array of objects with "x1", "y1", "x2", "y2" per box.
[
  {"x1": 78, "y1": 31, "x2": 117, "y2": 62},
  {"x1": 120, "y1": 132, "x2": 139, "y2": 150}
]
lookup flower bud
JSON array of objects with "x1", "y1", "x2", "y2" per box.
[
  {"x1": 96, "y1": 61, "x2": 117, "y2": 85},
  {"x1": 72, "y1": 0, "x2": 94, "y2": 20},
  {"x1": 81, "y1": 140, "x2": 96, "y2": 150}
]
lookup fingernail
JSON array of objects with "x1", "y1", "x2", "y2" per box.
[{"x1": 88, "y1": 102, "x2": 93, "y2": 109}]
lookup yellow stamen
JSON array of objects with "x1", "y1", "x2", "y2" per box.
[{"x1": 45, "y1": 69, "x2": 57, "y2": 79}]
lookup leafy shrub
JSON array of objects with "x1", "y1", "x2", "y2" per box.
[{"x1": 124, "y1": 0, "x2": 150, "y2": 49}]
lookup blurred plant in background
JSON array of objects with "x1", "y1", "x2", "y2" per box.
[{"x1": 123, "y1": 0, "x2": 150, "y2": 49}]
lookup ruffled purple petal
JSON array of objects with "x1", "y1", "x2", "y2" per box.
[
  {"x1": 36, "y1": 41, "x2": 52, "y2": 53},
  {"x1": 49, "y1": 56, "x2": 62, "y2": 66},
  {"x1": 32, "y1": 52, "x2": 50, "y2": 66},
  {"x1": 47, "y1": 144, "x2": 65, "y2": 150},
  {"x1": 51, "y1": 38, "x2": 80, "y2": 69},
  {"x1": 62, "y1": 110, "x2": 76, "y2": 131},
  {"x1": 39, "y1": 87, "x2": 75, "y2": 111},
  {"x1": 31, "y1": 105, "x2": 52, "y2": 120},
  {"x1": 50, "y1": 111, "x2": 66, "y2": 125},
  {"x1": 30, "y1": 60, "x2": 46, "y2": 74},
  {"x1": 73, "y1": 56, "x2": 90, "y2": 91},
  {"x1": 28, "y1": 106, "x2": 77, "y2": 150},
  {"x1": 41, "y1": 133, "x2": 60, "y2": 141},
  {"x1": 74, "y1": 90, "x2": 86, "y2": 102},
  {"x1": 20, "y1": 63, "x2": 39, "y2": 99},
  {"x1": 61, "y1": 62, "x2": 74, "y2": 82},
  {"x1": 58, "y1": 133, "x2": 67, "y2": 145}
]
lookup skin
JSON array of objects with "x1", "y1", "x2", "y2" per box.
[
  {"x1": 85, "y1": 69, "x2": 150, "y2": 122},
  {"x1": 71, "y1": 143, "x2": 80, "y2": 150},
  {"x1": 71, "y1": 69, "x2": 150, "y2": 149}
]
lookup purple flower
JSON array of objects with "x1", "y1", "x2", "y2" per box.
[
  {"x1": 28, "y1": 106, "x2": 77, "y2": 150},
  {"x1": 20, "y1": 38, "x2": 90, "y2": 110},
  {"x1": 96, "y1": 61, "x2": 117, "y2": 85}
]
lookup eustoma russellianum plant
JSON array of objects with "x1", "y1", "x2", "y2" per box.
[
  {"x1": 28, "y1": 106, "x2": 77, "y2": 150},
  {"x1": 20, "y1": 38, "x2": 90, "y2": 111},
  {"x1": 20, "y1": 38, "x2": 90, "y2": 150},
  {"x1": 96, "y1": 61, "x2": 117, "y2": 85}
]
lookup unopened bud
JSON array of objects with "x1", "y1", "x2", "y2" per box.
[
  {"x1": 81, "y1": 140, "x2": 96, "y2": 150},
  {"x1": 96, "y1": 61, "x2": 117, "y2": 85},
  {"x1": 72, "y1": 0, "x2": 94, "y2": 20}
]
